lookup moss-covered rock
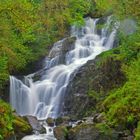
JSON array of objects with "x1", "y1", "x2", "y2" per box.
[
  {"x1": 54, "y1": 126, "x2": 68, "y2": 140},
  {"x1": 46, "y1": 118, "x2": 55, "y2": 127},
  {"x1": 68, "y1": 124, "x2": 119, "y2": 140},
  {"x1": 13, "y1": 114, "x2": 32, "y2": 140},
  {"x1": 55, "y1": 116, "x2": 70, "y2": 126},
  {"x1": 0, "y1": 100, "x2": 33, "y2": 140}
]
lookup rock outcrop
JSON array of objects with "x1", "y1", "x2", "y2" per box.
[{"x1": 64, "y1": 54, "x2": 126, "y2": 118}]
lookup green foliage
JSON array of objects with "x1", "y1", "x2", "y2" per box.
[
  {"x1": 99, "y1": 27, "x2": 140, "y2": 128},
  {"x1": 95, "y1": 123, "x2": 113, "y2": 135},
  {"x1": 0, "y1": 100, "x2": 33, "y2": 139},
  {"x1": 68, "y1": 0, "x2": 91, "y2": 26},
  {"x1": 0, "y1": 57, "x2": 9, "y2": 88},
  {"x1": 92, "y1": 9, "x2": 140, "y2": 133},
  {"x1": 94, "y1": 0, "x2": 140, "y2": 21},
  {"x1": 135, "y1": 121, "x2": 140, "y2": 140},
  {"x1": 102, "y1": 54, "x2": 140, "y2": 128},
  {"x1": 0, "y1": 0, "x2": 94, "y2": 89},
  {"x1": 98, "y1": 31, "x2": 140, "y2": 65},
  {"x1": 0, "y1": 100, "x2": 13, "y2": 139},
  {"x1": 13, "y1": 115, "x2": 32, "y2": 133}
]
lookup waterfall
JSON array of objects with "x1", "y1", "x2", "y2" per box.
[{"x1": 10, "y1": 17, "x2": 118, "y2": 121}]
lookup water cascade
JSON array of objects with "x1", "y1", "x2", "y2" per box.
[{"x1": 10, "y1": 17, "x2": 118, "y2": 139}]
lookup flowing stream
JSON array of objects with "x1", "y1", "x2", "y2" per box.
[{"x1": 10, "y1": 17, "x2": 118, "y2": 140}]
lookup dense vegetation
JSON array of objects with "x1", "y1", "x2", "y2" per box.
[
  {"x1": 0, "y1": 0, "x2": 140, "y2": 139},
  {"x1": 97, "y1": 32, "x2": 140, "y2": 138},
  {"x1": 0, "y1": 0, "x2": 92, "y2": 88},
  {"x1": 0, "y1": 100, "x2": 13, "y2": 139},
  {"x1": 88, "y1": 0, "x2": 140, "y2": 139}
]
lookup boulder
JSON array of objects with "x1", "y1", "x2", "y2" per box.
[
  {"x1": 26, "y1": 115, "x2": 46, "y2": 133},
  {"x1": 55, "y1": 116, "x2": 70, "y2": 126},
  {"x1": 46, "y1": 118, "x2": 55, "y2": 127},
  {"x1": 54, "y1": 126, "x2": 68, "y2": 140},
  {"x1": 49, "y1": 36, "x2": 76, "y2": 65}
]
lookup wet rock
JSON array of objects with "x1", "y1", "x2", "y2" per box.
[
  {"x1": 96, "y1": 16, "x2": 107, "y2": 35},
  {"x1": 46, "y1": 118, "x2": 55, "y2": 127},
  {"x1": 54, "y1": 126, "x2": 68, "y2": 140},
  {"x1": 76, "y1": 120, "x2": 83, "y2": 125},
  {"x1": 83, "y1": 117, "x2": 94, "y2": 124},
  {"x1": 49, "y1": 36, "x2": 76, "y2": 65},
  {"x1": 26, "y1": 116, "x2": 46, "y2": 133}
]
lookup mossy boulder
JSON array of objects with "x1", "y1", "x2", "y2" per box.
[
  {"x1": 0, "y1": 101, "x2": 32, "y2": 140},
  {"x1": 55, "y1": 116, "x2": 70, "y2": 126},
  {"x1": 54, "y1": 126, "x2": 68, "y2": 140},
  {"x1": 68, "y1": 124, "x2": 119, "y2": 140},
  {"x1": 46, "y1": 118, "x2": 55, "y2": 127},
  {"x1": 13, "y1": 114, "x2": 32, "y2": 140}
]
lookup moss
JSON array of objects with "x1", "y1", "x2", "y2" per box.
[
  {"x1": 95, "y1": 123, "x2": 114, "y2": 136},
  {"x1": 13, "y1": 115, "x2": 32, "y2": 133},
  {"x1": 69, "y1": 124, "x2": 95, "y2": 134},
  {"x1": 68, "y1": 123, "x2": 119, "y2": 140}
]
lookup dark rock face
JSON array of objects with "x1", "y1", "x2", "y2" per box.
[
  {"x1": 64, "y1": 56, "x2": 126, "y2": 118},
  {"x1": 31, "y1": 36, "x2": 76, "y2": 82},
  {"x1": 49, "y1": 36, "x2": 76, "y2": 64}
]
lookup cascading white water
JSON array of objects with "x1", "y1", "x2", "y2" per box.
[
  {"x1": 10, "y1": 17, "x2": 118, "y2": 139},
  {"x1": 10, "y1": 17, "x2": 118, "y2": 119}
]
